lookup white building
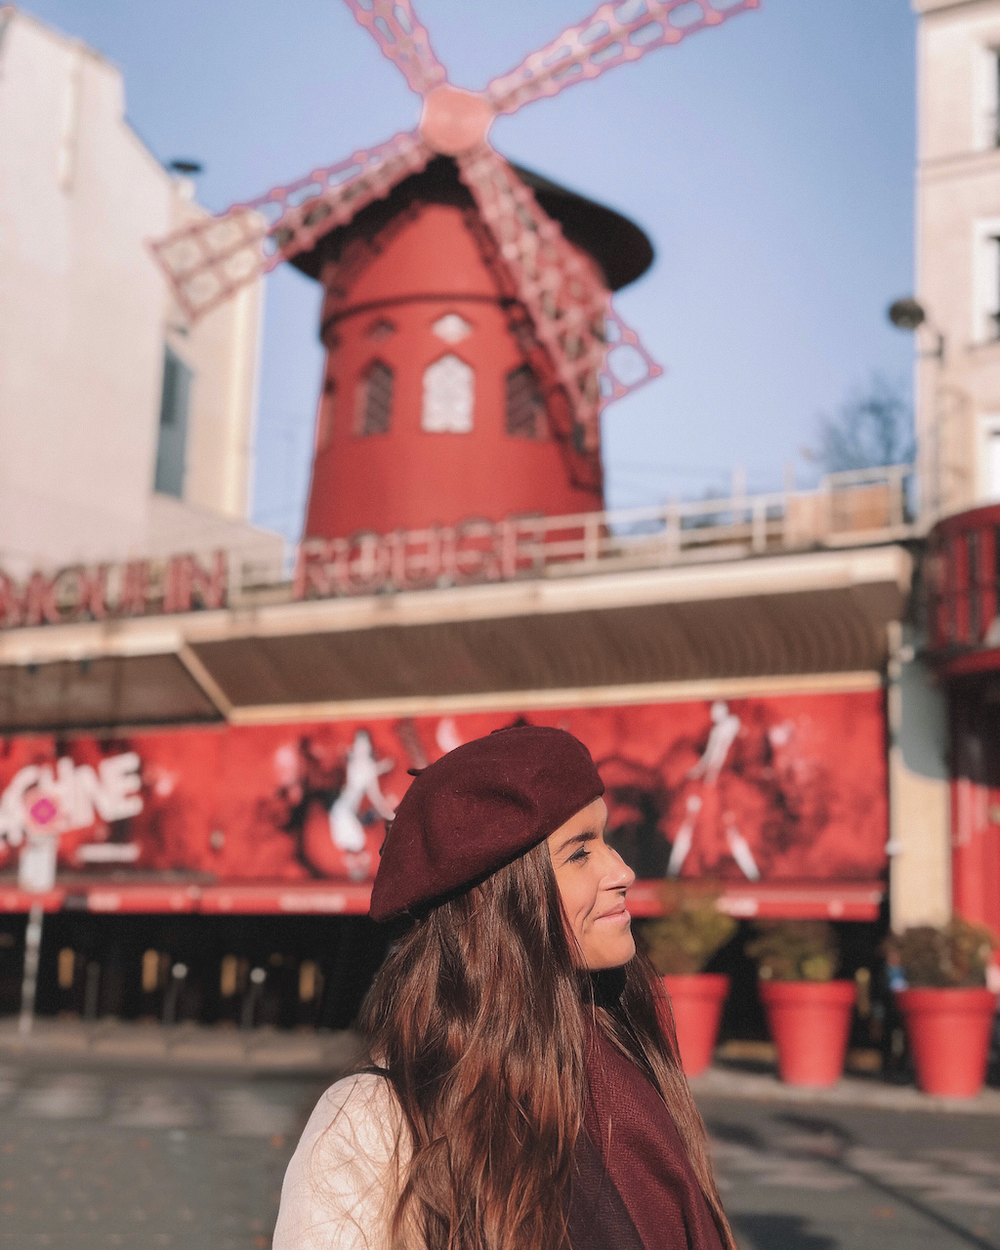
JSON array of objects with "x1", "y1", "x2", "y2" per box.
[
  {"x1": 0, "y1": 6, "x2": 280, "y2": 576},
  {"x1": 915, "y1": 0, "x2": 1000, "y2": 514}
]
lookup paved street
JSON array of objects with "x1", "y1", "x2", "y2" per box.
[
  {"x1": 2, "y1": 1055, "x2": 1000, "y2": 1248},
  {"x1": 701, "y1": 1096, "x2": 1000, "y2": 1250}
]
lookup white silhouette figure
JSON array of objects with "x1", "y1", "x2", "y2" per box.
[
  {"x1": 670, "y1": 701, "x2": 760, "y2": 880},
  {"x1": 330, "y1": 731, "x2": 395, "y2": 854},
  {"x1": 667, "y1": 793, "x2": 702, "y2": 878},
  {"x1": 435, "y1": 717, "x2": 463, "y2": 756},
  {"x1": 687, "y1": 701, "x2": 741, "y2": 785},
  {"x1": 723, "y1": 812, "x2": 761, "y2": 881}
]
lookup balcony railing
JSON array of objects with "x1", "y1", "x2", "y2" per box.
[
  {"x1": 0, "y1": 465, "x2": 915, "y2": 629},
  {"x1": 292, "y1": 463, "x2": 916, "y2": 600}
]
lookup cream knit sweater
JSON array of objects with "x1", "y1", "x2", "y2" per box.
[{"x1": 273, "y1": 1073, "x2": 405, "y2": 1250}]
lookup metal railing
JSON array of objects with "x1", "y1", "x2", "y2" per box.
[
  {"x1": 291, "y1": 464, "x2": 915, "y2": 600},
  {"x1": 0, "y1": 465, "x2": 916, "y2": 628}
]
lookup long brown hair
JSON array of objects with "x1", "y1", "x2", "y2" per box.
[{"x1": 358, "y1": 841, "x2": 735, "y2": 1250}]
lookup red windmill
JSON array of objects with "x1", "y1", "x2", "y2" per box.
[{"x1": 152, "y1": 0, "x2": 758, "y2": 542}]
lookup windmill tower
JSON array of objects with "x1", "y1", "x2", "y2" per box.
[{"x1": 152, "y1": 0, "x2": 758, "y2": 542}]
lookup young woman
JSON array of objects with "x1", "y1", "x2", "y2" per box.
[{"x1": 274, "y1": 725, "x2": 735, "y2": 1250}]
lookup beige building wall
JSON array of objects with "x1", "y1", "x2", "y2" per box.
[
  {"x1": 0, "y1": 7, "x2": 278, "y2": 577},
  {"x1": 915, "y1": 0, "x2": 1000, "y2": 517}
]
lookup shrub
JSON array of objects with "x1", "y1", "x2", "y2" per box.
[
  {"x1": 641, "y1": 883, "x2": 737, "y2": 976},
  {"x1": 884, "y1": 918, "x2": 995, "y2": 988},
  {"x1": 745, "y1": 920, "x2": 839, "y2": 982}
]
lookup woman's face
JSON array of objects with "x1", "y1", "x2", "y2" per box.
[{"x1": 547, "y1": 798, "x2": 636, "y2": 969}]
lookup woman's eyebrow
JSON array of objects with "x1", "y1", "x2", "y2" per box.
[{"x1": 557, "y1": 829, "x2": 598, "y2": 854}]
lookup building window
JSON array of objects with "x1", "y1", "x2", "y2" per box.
[
  {"x1": 356, "y1": 360, "x2": 393, "y2": 436},
  {"x1": 422, "y1": 355, "x2": 473, "y2": 433},
  {"x1": 432, "y1": 313, "x2": 472, "y2": 344},
  {"x1": 367, "y1": 319, "x2": 396, "y2": 342},
  {"x1": 154, "y1": 345, "x2": 192, "y2": 498},
  {"x1": 317, "y1": 377, "x2": 336, "y2": 450},
  {"x1": 991, "y1": 235, "x2": 1000, "y2": 338},
  {"x1": 978, "y1": 47, "x2": 1000, "y2": 149},
  {"x1": 989, "y1": 426, "x2": 1000, "y2": 497},
  {"x1": 993, "y1": 52, "x2": 1000, "y2": 146},
  {"x1": 505, "y1": 365, "x2": 546, "y2": 439},
  {"x1": 979, "y1": 414, "x2": 1000, "y2": 501},
  {"x1": 973, "y1": 220, "x2": 1000, "y2": 341}
]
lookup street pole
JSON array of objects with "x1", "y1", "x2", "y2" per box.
[
  {"x1": 17, "y1": 830, "x2": 58, "y2": 1035},
  {"x1": 18, "y1": 902, "x2": 44, "y2": 1035}
]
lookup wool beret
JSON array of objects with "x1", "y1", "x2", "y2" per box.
[{"x1": 369, "y1": 725, "x2": 605, "y2": 922}]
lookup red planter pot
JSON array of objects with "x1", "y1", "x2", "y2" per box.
[
  {"x1": 895, "y1": 988, "x2": 998, "y2": 1098},
  {"x1": 759, "y1": 979, "x2": 856, "y2": 1088},
  {"x1": 662, "y1": 974, "x2": 730, "y2": 1077}
]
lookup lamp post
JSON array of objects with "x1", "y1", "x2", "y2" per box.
[{"x1": 887, "y1": 297, "x2": 946, "y2": 520}]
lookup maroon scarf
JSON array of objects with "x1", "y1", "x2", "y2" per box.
[{"x1": 566, "y1": 1027, "x2": 723, "y2": 1250}]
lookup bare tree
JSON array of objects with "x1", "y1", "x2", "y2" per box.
[{"x1": 810, "y1": 374, "x2": 914, "y2": 473}]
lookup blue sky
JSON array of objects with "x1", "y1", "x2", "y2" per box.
[{"x1": 26, "y1": 0, "x2": 918, "y2": 539}]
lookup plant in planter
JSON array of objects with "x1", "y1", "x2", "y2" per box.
[
  {"x1": 884, "y1": 918, "x2": 997, "y2": 1098},
  {"x1": 641, "y1": 884, "x2": 737, "y2": 1077},
  {"x1": 745, "y1": 921, "x2": 855, "y2": 1088}
]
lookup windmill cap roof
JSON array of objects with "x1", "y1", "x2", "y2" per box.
[{"x1": 290, "y1": 155, "x2": 653, "y2": 293}]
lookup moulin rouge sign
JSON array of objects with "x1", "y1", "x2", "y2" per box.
[
  {"x1": 0, "y1": 517, "x2": 558, "y2": 628},
  {"x1": 0, "y1": 553, "x2": 228, "y2": 628}
]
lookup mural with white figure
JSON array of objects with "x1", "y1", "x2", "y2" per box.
[{"x1": 0, "y1": 693, "x2": 887, "y2": 887}]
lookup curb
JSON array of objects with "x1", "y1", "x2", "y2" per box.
[{"x1": 691, "y1": 1063, "x2": 1000, "y2": 1116}]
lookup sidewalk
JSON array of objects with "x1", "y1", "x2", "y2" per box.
[
  {"x1": 4, "y1": 1017, "x2": 1000, "y2": 1115},
  {"x1": 0, "y1": 1016, "x2": 363, "y2": 1074}
]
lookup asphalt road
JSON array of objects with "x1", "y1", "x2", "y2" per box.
[{"x1": 1, "y1": 1057, "x2": 999, "y2": 1249}]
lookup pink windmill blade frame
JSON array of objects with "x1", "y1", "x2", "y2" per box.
[{"x1": 150, "y1": 0, "x2": 759, "y2": 432}]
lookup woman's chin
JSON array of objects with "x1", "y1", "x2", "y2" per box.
[{"x1": 587, "y1": 933, "x2": 637, "y2": 970}]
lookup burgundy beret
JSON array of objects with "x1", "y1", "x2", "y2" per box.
[{"x1": 369, "y1": 725, "x2": 605, "y2": 922}]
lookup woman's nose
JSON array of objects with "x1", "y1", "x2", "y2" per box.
[{"x1": 604, "y1": 846, "x2": 635, "y2": 891}]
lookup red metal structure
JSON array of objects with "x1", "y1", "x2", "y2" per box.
[
  {"x1": 152, "y1": 0, "x2": 758, "y2": 536},
  {"x1": 924, "y1": 504, "x2": 1000, "y2": 937}
]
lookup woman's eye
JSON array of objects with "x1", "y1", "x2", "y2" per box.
[{"x1": 569, "y1": 847, "x2": 591, "y2": 864}]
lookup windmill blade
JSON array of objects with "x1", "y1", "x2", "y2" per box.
[
  {"x1": 343, "y1": 0, "x2": 447, "y2": 98},
  {"x1": 486, "y1": 0, "x2": 759, "y2": 116},
  {"x1": 151, "y1": 131, "x2": 432, "y2": 321},
  {"x1": 455, "y1": 146, "x2": 660, "y2": 451}
]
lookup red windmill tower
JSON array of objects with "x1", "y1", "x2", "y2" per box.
[{"x1": 153, "y1": 0, "x2": 758, "y2": 542}]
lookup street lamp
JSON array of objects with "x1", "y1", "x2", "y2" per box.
[
  {"x1": 887, "y1": 296, "x2": 946, "y2": 518},
  {"x1": 888, "y1": 297, "x2": 945, "y2": 361}
]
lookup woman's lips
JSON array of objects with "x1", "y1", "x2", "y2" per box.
[{"x1": 594, "y1": 903, "x2": 631, "y2": 923}]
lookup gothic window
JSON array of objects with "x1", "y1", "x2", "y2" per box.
[
  {"x1": 367, "y1": 319, "x2": 396, "y2": 342},
  {"x1": 356, "y1": 360, "x2": 393, "y2": 436},
  {"x1": 317, "y1": 377, "x2": 336, "y2": 450},
  {"x1": 422, "y1": 354, "x2": 474, "y2": 433},
  {"x1": 432, "y1": 313, "x2": 472, "y2": 344},
  {"x1": 505, "y1": 365, "x2": 546, "y2": 439}
]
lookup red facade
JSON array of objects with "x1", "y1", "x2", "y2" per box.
[
  {"x1": 925, "y1": 503, "x2": 1000, "y2": 936},
  {"x1": 0, "y1": 692, "x2": 888, "y2": 916}
]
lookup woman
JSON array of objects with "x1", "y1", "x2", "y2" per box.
[{"x1": 274, "y1": 725, "x2": 735, "y2": 1250}]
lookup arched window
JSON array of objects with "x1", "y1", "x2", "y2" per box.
[
  {"x1": 422, "y1": 354, "x2": 474, "y2": 433},
  {"x1": 356, "y1": 360, "x2": 393, "y2": 436},
  {"x1": 317, "y1": 376, "x2": 336, "y2": 450},
  {"x1": 505, "y1": 365, "x2": 546, "y2": 439}
]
